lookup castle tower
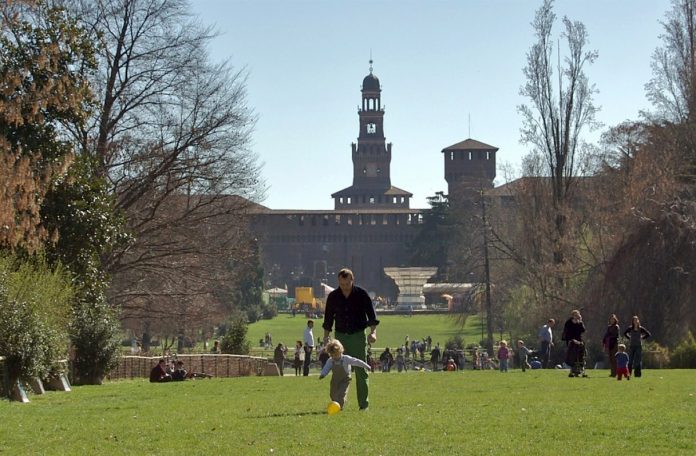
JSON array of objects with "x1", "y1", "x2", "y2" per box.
[
  {"x1": 441, "y1": 138, "x2": 497, "y2": 201},
  {"x1": 332, "y1": 61, "x2": 412, "y2": 209},
  {"x1": 353, "y1": 62, "x2": 391, "y2": 189}
]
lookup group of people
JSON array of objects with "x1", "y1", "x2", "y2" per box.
[
  {"x1": 149, "y1": 358, "x2": 189, "y2": 382},
  {"x1": 533, "y1": 309, "x2": 651, "y2": 379},
  {"x1": 270, "y1": 267, "x2": 378, "y2": 412},
  {"x1": 149, "y1": 267, "x2": 654, "y2": 413},
  {"x1": 602, "y1": 314, "x2": 651, "y2": 380}
]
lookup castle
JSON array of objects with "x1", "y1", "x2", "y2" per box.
[{"x1": 252, "y1": 64, "x2": 497, "y2": 299}]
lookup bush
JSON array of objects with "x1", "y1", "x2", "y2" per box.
[
  {"x1": 246, "y1": 306, "x2": 261, "y2": 324},
  {"x1": 262, "y1": 303, "x2": 278, "y2": 320},
  {"x1": 70, "y1": 300, "x2": 121, "y2": 385},
  {"x1": 220, "y1": 314, "x2": 251, "y2": 355},
  {"x1": 643, "y1": 341, "x2": 670, "y2": 369},
  {"x1": 670, "y1": 332, "x2": 696, "y2": 368},
  {"x1": 445, "y1": 335, "x2": 465, "y2": 351},
  {"x1": 0, "y1": 255, "x2": 73, "y2": 392}
]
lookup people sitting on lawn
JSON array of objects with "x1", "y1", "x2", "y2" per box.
[
  {"x1": 149, "y1": 359, "x2": 172, "y2": 383},
  {"x1": 172, "y1": 360, "x2": 187, "y2": 381}
]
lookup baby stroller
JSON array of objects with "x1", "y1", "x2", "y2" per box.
[{"x1": 566, "y1": 340, "x2": 587, "y2": 377}]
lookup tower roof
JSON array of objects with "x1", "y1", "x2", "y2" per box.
[
  {"x1": 362, "y1": 73, "x2": 380, "y2": 91},
  {"x1": 441, "y1": 138, "x2": 498, "y2": 152}
]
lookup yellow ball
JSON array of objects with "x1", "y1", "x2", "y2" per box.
[{"x1": 327, "y1": 401, "x2": 341, "y2": 415}]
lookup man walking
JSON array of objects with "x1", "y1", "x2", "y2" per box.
[
  {"x1": 322, "y1": 268, "x2": 379, "y2": 410},
  {"x1": 303, "y1": 320, "x2": 315, "y2": 376},
  {"x1": 538, "y1": 318, "x2": 555, "y2": 368}
]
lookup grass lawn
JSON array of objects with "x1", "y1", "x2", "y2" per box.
[
  {"x1": 2, "y1": 369, "x2": 694, "y2": 455},
  {"x1": 247, "y1": 314, "x2": 483, "y2": 355}
]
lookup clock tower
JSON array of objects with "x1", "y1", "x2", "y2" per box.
[{"x1": 332, "y1": 61, "x2": 412, "y2": 209}]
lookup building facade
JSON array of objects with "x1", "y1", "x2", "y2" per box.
[{"x1": 253, "y1": 65, "x2": 496, "y2": 299}]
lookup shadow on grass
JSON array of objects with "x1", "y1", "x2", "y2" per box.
[{"x1": 247, "y1": 410, "x2": 325, "y2": 418}]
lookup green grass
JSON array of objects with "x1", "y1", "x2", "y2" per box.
[
  {"x1": 247, "y1": 313, "x2": 483, "y2": 354},
  {"x1": 2, "y1": 370, "x2": 695, "y2": 455}
]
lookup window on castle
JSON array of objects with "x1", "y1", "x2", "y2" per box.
[
  {"x1": 468, "y1": 152, "x2": 472, "y2": 160},
  {"x1": 369, "y1": 196, "x2": 375, "y2": 204},
  {"x1": 347, "y1": 216, "x2": 353, "y2": 226},
  {"x1": 339, "y1": 197, "x2": 343, "y2": 204},
  {"x1": 400, "y1": 196, "x2": 405, "y2": 203},
  {"x1": 377, "y1": 167, "x2": 381, "y2": 174},
  {"x1": 487, "y1": 151, "x2": 491, "y2": 160},
  {"x1": 299, "y1": 215, "x2": 304, "y2": 226},
  {"x1": 347, "y1": 197, "x2": 352, "y2": 204},
  {"x1": 393, "y1": 196, "x2": 397, "y2": 204},
  {"x1": 323, "y1": 215, "x2": 329, "y2": 226},
  {"x1": 335, "y1": 215, "x2": 341, "y2": 225},
  {"x1": 383, "y1": 215, "x2": 388, "y2": 225},
  {"x1": 367, "y1": 123, "x2": 376, "y2": 134},
  {"x1": 362, "y1": 167, "x2": 367, "y2": 175},
  {"x1": 449, "y1": 152, "x2": 454, "y2": 161}
]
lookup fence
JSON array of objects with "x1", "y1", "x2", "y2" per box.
[{"x1": 108, "y1": 354, "x2": 278, "y2": 380}]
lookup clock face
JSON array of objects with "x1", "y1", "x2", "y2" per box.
[{"x1": 367, "y1": 123, "x2": 376, "y2": 134}]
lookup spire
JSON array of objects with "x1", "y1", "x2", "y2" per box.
[{"x1": 369, "y1": 49, "x2": 373, "y2": 74}]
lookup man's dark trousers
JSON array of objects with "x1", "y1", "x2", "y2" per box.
[{"x1": 303, "y1": 346, "x2": 313, "y2": 376}]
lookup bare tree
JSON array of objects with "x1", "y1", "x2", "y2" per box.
[
  {"x1": 60, "y1": 0, "x2": 264, "y2": 332},
  {"x1": 518, "y1": 0, "x2": 599, "y2": 265},
  {"x1": 646, "y1": 0, "x2": 696, "y2": 123}
]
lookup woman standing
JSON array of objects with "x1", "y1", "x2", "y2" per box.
[
  {"x1": 623, "y1": 316, "x2": 651, "y2": 377},
  {"x1": 602, "y1": 314, "x2": 620, "y2": 377},
  {"x1": 562, "y1": 309, "x2": 586, "y2": 377}
]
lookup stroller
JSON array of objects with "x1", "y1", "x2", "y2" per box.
[{"x1": 565, "y1": 340, "x2": 587, "y2": 377}]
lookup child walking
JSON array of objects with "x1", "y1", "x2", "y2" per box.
[
  {"x1": 294, "y1": 340, "x2": 303, "y2": 376},
  {"x1": 318, "y1": 339, "x2": 372, "y2": 410},
  {"x1": 615, "y1": 344, "x2": 630, "y2": 381},
  {"x1": 517, "y1": 340, "x2": 533, "y2": 372},
  {"x1": 497, "y1": 340, "x2": 510, "y2": 372}
]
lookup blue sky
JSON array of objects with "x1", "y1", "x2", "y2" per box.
[{"x1": 194, "y1": 0, "x2": 671, "y2": 209}]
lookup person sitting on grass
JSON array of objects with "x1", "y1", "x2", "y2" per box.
[
  {"x1": 318, "y1": 339, "x2": 371, "y2": 410},
  {"x1": 149, "y1": 359, "x2": 172, "y2": 383},
  {"x1": 172, "y1": 360, "x2": 187, "y2": 381}
]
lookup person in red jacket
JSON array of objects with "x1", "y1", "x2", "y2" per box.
[{"x1": 149, "y1": 359, "x2": 172, "y2": 383}]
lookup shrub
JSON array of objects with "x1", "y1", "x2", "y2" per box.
[
  {"x1": 262, "y1": 303, "x2": 278, "y2": 320},
  {"x1": 0, "y1": 255, "x2": 73, "y2": 393},
  {"x1": 445, "y1": 335, "x2": 465, "y2": 351},
  {"x1": 246, "y1": 306, "x2": 261, "y2": 323},
  {"x1": 643, "y1": 341, "x2": 670, "y2": 369},
  {"x1": 670, "y1": 332, "x2": 696, "y2": 368},
  {"x1": 70, "y1": 300, "x2": 121, "y2": 385},
  {"x1": 220, "y1": 314, "x2": 251, "y2": 355}
]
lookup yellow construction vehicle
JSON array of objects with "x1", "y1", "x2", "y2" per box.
[{"x1": 294, "y1": 287, "x2": 324, "y2": 312}]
